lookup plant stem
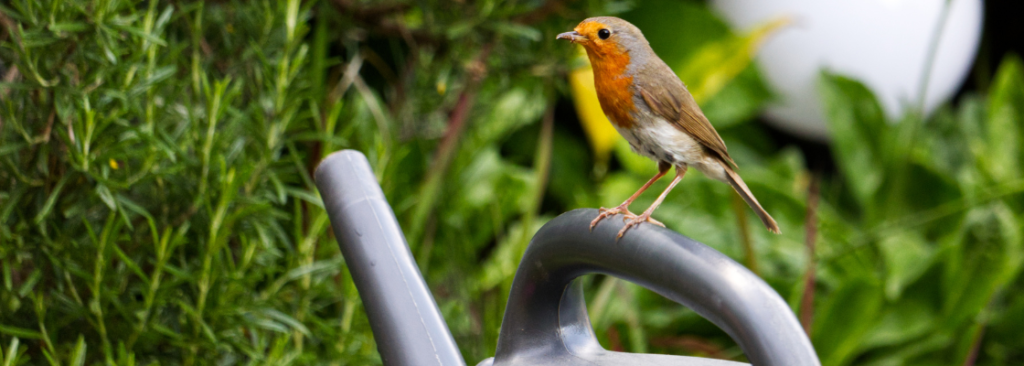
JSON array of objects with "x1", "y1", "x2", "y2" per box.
[
  {"x1": 517, "y1": 103, "x2": 556, "y2": 254},
  {"x1": 732, "y1": 193, "x2": 757, "y2": 274},
  {"x1": 800, "y1": 173, "x2": 820, "y2": 335},
  {"x1": 91, "y1": 213, "x2": 118, "y2": 365},
  {"x1": 962, "y1": 324, "x2": 985, "y2": 366},
  {"x1": 127, "y1": 226, "x2": 175, "y2": 350},
  {"x1": 408, "y1": 43, "x2": 494, "y2": 250},
  {"x1": 916, "y1": 0, "x2": 954, "y2": 115}
]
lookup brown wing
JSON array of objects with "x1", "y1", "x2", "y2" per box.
[{"x1": 638, "y1": 73, "x2": 737, "y2": 169}]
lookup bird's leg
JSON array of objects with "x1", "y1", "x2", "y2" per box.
[
  {"x1": 618, "y1": 166, "x2": 687, "y2": 239},
  {"x1": 591, "y1": 162, "x2": 671, "y2": 230}
]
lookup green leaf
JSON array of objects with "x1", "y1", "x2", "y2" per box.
[
  {"x1": 456, "y1": 147, "x2": 532, "y2": 212},
  {"x1": 41, "y1": 348, "x2": 59, "y2": 366},
  {"x1": 95, "y1": 184, "x2": 116, "y2": 210},
  {"x1": 261, "y1": 309, "x2": 311, "y2": 337},
  {"x1": 479, "y1": 86, "x2": 546, "y2": 142},
  {"x1": 3, "y1": 337, "x2": 21, "y2": 366},
  {"x1": 942, "y1": 204, "x2": 1023, "y2": 328},
  {"x1": 18, "y1": 28, "x2": 60, "y2": 48},
  {"x1": 16, "y1": 270, "x2": 41, "y2": 297},
  {"x1": 476, "y1": 217, "x2": 547, "y2": 291},
  {"x1": 677, "y1": 17, "x2": 789, "y2": 103},
  {"x1": 859, "y1": 332, "x2": 952, "y2": 366},
  {"x1": 69, "y1": 335, "x2": 87, "y2": 366},
  {"x1": 110, "y1": 23, "x2": 167, "y2": 46},
  {"x1": 34, "y1": 174, "x2": 70, "y2": 224},
  {"x1": 613, "y1": 138, "x2": 660, "y2": 177},
  {"x1": 491, "y1": 22, "x2": 540, "y2": 41},
  {"x1": 111, "y1": 242, "x2": 150, "y2": 285},
  {"x1": 861, "y1": 299, "x2": 936, "y2": 350},
  {"x1": 284, "y1": 187, "x2": 323, "y2": 208},
  {"x1": 813, "y1": 276, "x2": 883, "y2": 366},
  {"x1": 446, "y1": 20, "x2": 478, "y2": 39},
  {"x1": 819, "y1": 72, "x2": 888, "y2": 209},
  {"x1": 48, "y1": 22, "x2": 89, "y2": 33},
  {"x1": 115, "y1": 194, "x2": 154, "y2": 222},
  {"x1": 0, "y1": 143, "x2": 27, "y2": 157},
  {"x1": 0, "y1": 325, "x2": 42, "y2": 339},
  {"x1": 623, "y1": 1, "x2": 730, "y2": 72},
  {"x1": 984, "y1": 54, "x2": 1024, "y2": 181},
  {"x1": 701, "y1": 66, "x2": 774, "y2": 128},
  {"x1": 879, "y1": 231, "x2": 934, "y2": 300}
]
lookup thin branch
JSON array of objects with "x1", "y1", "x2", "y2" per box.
[
  {"x1": 606, "y1": 326, "x2": 625, "y2": 352},
  {"x1": 962, "y1": 324, "x2": 985, "y2": 366},
  {"x1": 513, "y1": 0, "x2": 574, "y2": 24},
  {"x1": 408, "y1": 43, "x2": 495, "y2": 249},
  {"x1": 916, "y1": 0, "x2": 954, "y2": 115},
  {"x1": 0, "y1": 9, "x2": 13, "y2": 41},
  {"x1": 353, "y1": 75, "x2": 392, "y2": 147},
  {"x1": 332, "y1": 53, "x2": 363, "y2": 101},
  {"x1": 331, "y1": 0, "x2": 411, "y2": 20},
  {"x1": 820, "y1": 178, "x2": 1024, "y2": 264},
  {"x1": 512, "y1": 103, "x2": 556, "y2": 265},
  {"x1": 1, "y1": 65, "x2": 18, "y2": 97},
  {"x1": 0, "y1": 65, "x2": 19, "y2": 133},
  {"x1": 800, "y1": 173, "x2": 821, "y2": 335},
  {"x1": 649, "y1": 336, "x2": 728, "y2": 360},
  {"x1": 732, "y1": 193, "x2": 758, "y2": 275},
  {"x1": 330, "y1": 0, "x2": 436, "y2": 45}
]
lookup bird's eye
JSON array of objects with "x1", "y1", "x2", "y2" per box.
[{"x1": 598, "y1": 29, "x2": 611, "y2": 40}]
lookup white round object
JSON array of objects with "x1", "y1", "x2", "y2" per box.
[{"x1": 710, "y1": 0, "x2": 983, "y2": 140}]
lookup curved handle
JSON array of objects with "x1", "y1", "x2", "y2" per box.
[
  {"x1": 485, "y1": 209, "x2": 820, "y2": 366},
  {"x1": 315, "y1": 150, "x2": 465, "y2": 366}
]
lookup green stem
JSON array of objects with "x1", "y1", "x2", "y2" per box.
[
  {"x1": 33, "y1": 294, "x2": 58, "y2": 366},
  {"x1": 732, "y1": 193, "x2": 757, "y2": 275},
  {"x1": 518, "y1": 104, "x2": 555, "y2": 250},
  {"x1": 408, "y1": 44, "x2": 494, "y2": 249},
  {"x1": 127, "y1": 226, "x2": 175, "y2": 350},
  {"x1": 916, "y1": 0, "x2": 954, "y2": 115},
  {"x1": 90, "y1": 213, "x2": 118, "y2": 366},
  {"x1": 822, "y1": 178, "x2": 1024, "y2": 263}
]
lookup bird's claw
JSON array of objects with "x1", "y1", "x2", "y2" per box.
[
  {"x1": 590, "y1": 206, "x2": 635, "y2": 231},
  {"x1": 616, "y1": 213, "x2": 662, "y2": 239},
  {"x1": 644, "y1": 215, "x2": 665, "y2": 227}
]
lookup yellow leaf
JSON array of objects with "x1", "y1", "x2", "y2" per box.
[
  {"x1": 109, "y1": 158, "x2": 119, "y2": 170},
  {"x1": 678, "y1": 16, "x2": 791, "y2": 104},
  {"x1": 568, "y1": 47, "x2": 620, "y2": 164}
]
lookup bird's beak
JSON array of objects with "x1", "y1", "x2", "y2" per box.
[{"x1": 556, "y1": 31, "x2": 582, "y2": 43}]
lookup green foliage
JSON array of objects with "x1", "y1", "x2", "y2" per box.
[
  {"x1": 808, "y1": 56, "x2": 1024, "y2": 365},
  {"x1": 1, "y1": 0, "x2": 387, "y2": 364},
  {"x1": 581, "y1": 29, "x2": 1024, "y2": 366},
  {"x1": 0, "y1": 0, "x2": 618, "y2": 364},
  {"x1": 2, "y1": 0, "x2": 1024, "y2": 365}
]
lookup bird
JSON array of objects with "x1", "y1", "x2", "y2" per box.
[{"x1": 557, "y1": 16, "x2": 780, "y2": 238}]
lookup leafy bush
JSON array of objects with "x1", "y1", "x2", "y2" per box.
[{"x1": 2, "y1": 0, "x2": 1024, "y2": 366}]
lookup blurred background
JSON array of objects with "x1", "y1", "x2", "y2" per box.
[{"x1": 2, "y1": 0, "x2": 1024, "y2": 365}]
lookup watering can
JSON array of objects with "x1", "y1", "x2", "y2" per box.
[{"x1": 314, "y1": 150, "x2": 820, "y2": 366}]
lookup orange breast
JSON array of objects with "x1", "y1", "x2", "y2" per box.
[{"x1": 589, "y1": 48, "x2": 635, "y2": 129}]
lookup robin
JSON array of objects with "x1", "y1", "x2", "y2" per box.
[{"x1": 558, "y1": 16, "x2": 780, "y2": 238}]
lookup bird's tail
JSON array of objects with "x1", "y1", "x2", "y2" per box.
[{"x1": 723, "y1": 166, "x2": 780, "y2": 234}]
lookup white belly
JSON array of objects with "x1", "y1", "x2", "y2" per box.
[{"x1": 612, "y1": 117, "x2": 728, "y2": 182}]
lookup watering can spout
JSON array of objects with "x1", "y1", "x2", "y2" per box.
[{"x1": 315, "y1": 150, "x2": 465, "y2": 366}]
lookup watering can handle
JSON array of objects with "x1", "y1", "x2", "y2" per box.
[{"x1": 484, "y1": 209, "x2": 821, "y2": 366}]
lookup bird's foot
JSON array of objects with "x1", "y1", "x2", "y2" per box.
[
  {"x1": 590, "y1": 205, "x2": 635, "y2": 230},
  {"x1": 616, "y1": 212, "x2": 663, "y2": 239}
]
